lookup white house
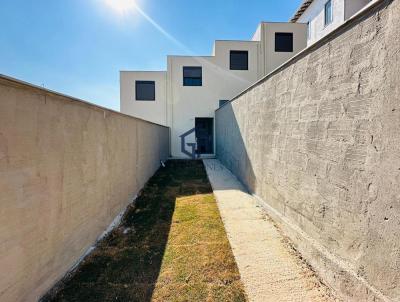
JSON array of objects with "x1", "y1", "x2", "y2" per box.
[
  {"x1": 121, "y1": 22, "x2": 307, "y2": 158},
  {"x1": 291, "y1": 0, "x2": 375, "y2": 45}
]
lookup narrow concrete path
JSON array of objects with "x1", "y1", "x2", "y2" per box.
[{"x1": 203, "y1": 159, "x2": 337, "y2": 302}]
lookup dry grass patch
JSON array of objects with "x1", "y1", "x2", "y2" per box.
[
  {"x1": 42, "y1": 160, "x2": 246, "y2": 302},
  {"x1": 152, "y1": 193, "x2": 246, "y2": 302}
]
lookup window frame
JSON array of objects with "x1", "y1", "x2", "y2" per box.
[
  {"x1": 230, "y1": 50, "x2": 249, "y2": 70},
  {"x1": 183, "y1": 66, "x2": 202, "y2": 86},
  {"x1": 324, "y1": 0, "x2": 333, "y2": 26},
  {"x1": 135, "y1": 80, "x2": 156, "y2": 101},
  {"x1": 219, "y1": 100, "x2": 229, "y2": 108},
  {"x1": 275, "y1": 32, "x2": 294, "y2": 53}
]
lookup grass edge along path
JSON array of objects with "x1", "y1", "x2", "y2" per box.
[{"x1": 42, "y1": 160, "x2": 247, "y2": 302}]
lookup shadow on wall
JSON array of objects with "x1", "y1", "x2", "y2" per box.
[
  {"x1": 0, "y1": 75, "x2": 170, "y2": 302},
  {"x1": 216, "y1": 103, "x2": 256, "y2": 194},
  {"x1": 41, "y1": 160, "x2": 212, "y2": 302},
  {"x1": 214, "y1": 1, "x2": 400, "y2": 301}
]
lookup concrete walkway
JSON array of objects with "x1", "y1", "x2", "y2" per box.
[{"x1": 203, "y1": 159, "x2": 337, "y2": 302}]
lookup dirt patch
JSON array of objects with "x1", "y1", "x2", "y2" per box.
[{"x1": 41, "y1": 160, "x2": 247, "y2": 302}]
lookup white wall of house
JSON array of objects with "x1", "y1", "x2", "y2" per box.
[
  {"x1": 260, "y1": 22, "x2": 308, "y2": 74},
  {"x1": 297, "y1": 0, "x2": 373, "y2": 46},
  {"x1": 344, "y1": 0, "x2": 371, "y2": 20},
  {"x1": 168, "y1": 40, "x2": 260, "y2": 158},
  {"x1": 252, "y1": 24, "x2": 262, "y2": 41},
  {"x1": 298, "y1": 0, "x2": 345, "y2": 46},
  {"x1": 120, "y1": 71, "x2": 167, "y2": 126},
  {"x1": 120, "y1": 22, "x2": 307, "y2": 158}
]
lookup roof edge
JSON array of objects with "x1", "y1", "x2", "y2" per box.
[{"x1": 290, "y1": 0, "x2": 314, "y2": 23}]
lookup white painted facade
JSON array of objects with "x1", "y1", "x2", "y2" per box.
[
  {"x1": 167, "y1": 41, "x2": 260, "y2": 158},
  {"x1": 293, "y1": 0, "x2": 373, "y2": 46},
  {"x1": 120, "y1": 71, "x2": 167, "y2": 126},
  {"x1": 120, "y1": 22, "x2": 307, "y2": 158},
  {"x1": 255, "y1": 22, "x2": 309, "y2": 75}
]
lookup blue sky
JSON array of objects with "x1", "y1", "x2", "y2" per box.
[{"x1": 0, "y1": 0, "x2": 302, "y2": 110}]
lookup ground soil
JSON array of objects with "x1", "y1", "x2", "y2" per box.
[{"x1": 41, "y1": 160, "x2": 247, "y2": 302}]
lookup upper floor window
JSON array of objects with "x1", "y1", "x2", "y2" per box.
[
  {"x1": 275, "y1": 33, "x2": 293, "y2": 52},
  {"x1": 230, "y1": 51, "x2": 248, "y2": 70},
  {"x1": 183, "y1": 66, "x2": 202, "y2": 86},
  {"x1": 135, "y1": 81, "x2": 155, "y2": 101},
  {"x1": 219, "y1": 100, "x2": 229, "y2": 107},
  {"x1": 325, "y1": 0, "x2": 333, "y2": 26},
  {"x1": 307, "y1": 21, "x2": 311, "y2": 39}
]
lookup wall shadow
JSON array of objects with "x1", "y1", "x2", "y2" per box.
[
  {"x1": 216, "y1": 104, "x2": 257, "y2": 195},
  {"x1": 214, "y1": 1, "x2": 394, "y2": 198},
  {"x1": 41, "y1": 160, "x2": 212, "y2": 302}
]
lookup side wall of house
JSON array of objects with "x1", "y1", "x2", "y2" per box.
[
  {"x1": 345, "y1": 0, "x2": 373, "y2": 19},
  {"x1": 120, "y1": 71, "x2": 167, "y2": 126},
  {"x1": 298, "y1": 0, "x2": 346, "y2": 45},
  {"x1": 262, "y1": 23, "x2": 308, "y2": 75},
  {"x1": 0, "y1": 77, "x2": 170, "y2": 302},
  {"x1": 216, "y1": 1, "x2": 400, "y2": 301}
]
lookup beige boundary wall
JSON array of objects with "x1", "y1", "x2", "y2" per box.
[
  {"x1": 0, "y1": 75, "x2": 169, "y2": 302},
  {"x1": 216, "y1": 0, "x2": 400, "y2": 301}
]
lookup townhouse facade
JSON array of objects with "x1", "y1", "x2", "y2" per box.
[
  {"x1": 121, "y1": 22, "x2": 307, "y2": 158},
  {"x1": 120, "y1": 0, "x2": 375, "y2": 158}
]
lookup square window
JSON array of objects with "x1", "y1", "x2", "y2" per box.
[
  {"x1": 230, "y1": 51, "x2": 248, "y2": 70},
  {"x1": 135, "y1": 81, "x2": 155, "y2": 101},
  {"x1": 325, "y1": 0, "x2": 333, "y2": 26},
  {"x1": 183, "y1": 66, "x2": 202, "y2": 86},
  {"x1": 275, "y1": 33, "x2": 293, "y2": 52},
  {"x1": 219, "y1": 100, "x2": 229, "y2": 107}
]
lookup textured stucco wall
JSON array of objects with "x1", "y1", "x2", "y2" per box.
[
  {"x1": 0, "y1": 76, "x2": 169, "y2": 302},
  {"x1": 216, "y1": 1, "x2": 400, "y2": 301}
]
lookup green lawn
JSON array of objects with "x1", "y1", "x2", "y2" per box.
[{"x1": 42, "y1": 160, "x2": 247, "y2": 302}]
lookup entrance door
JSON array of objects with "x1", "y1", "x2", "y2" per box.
[{"x1": 195, "y1": 118, "x2": 214, "y2": 155}]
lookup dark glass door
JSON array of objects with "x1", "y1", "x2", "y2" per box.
[{"x1": 195, "y1": 118, "x2": 214, "y2": 155}]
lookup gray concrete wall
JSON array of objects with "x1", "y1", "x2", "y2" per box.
[
  {"x1": 216, "y1": 1, "x2": 400, "y2": 301},
  {"x1": 0, "y1": 75, "x2": 169, "y2": 302}
]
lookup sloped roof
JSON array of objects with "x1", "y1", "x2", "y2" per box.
[{"x1": 290, "y1": 0, "x2": 314, "y2": 22}]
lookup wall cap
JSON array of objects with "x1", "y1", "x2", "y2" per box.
[{"x1": 0, "y1": 74, "x2": 169, "y2": 129}]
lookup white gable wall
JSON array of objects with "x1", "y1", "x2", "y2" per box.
[
  {"x1": 297, "y1": 0, "x2": 373, "y2": 46},
  {"x1": 298, "y1": 0, "x2": 345, "y2": 46}
]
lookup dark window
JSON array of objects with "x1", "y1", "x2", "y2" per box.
[
  {"x1": 135, "y1": 81, "x2": 155, "y2": 101},
  {"x1": 325, "y1": 0, "x2": 333, "y2": 26},
  {"x1": 183, "y1": 67, "x2": 202, "y2": 86},
  {"x1": 275, "y1": 33, "x2": 293, "y2": 52},
  {"x1": 219, "y1": 100, "x2": 229, "y2": 107},
  {"x1": 230, "y1": 51, "x2": 248, "y2": 70}
]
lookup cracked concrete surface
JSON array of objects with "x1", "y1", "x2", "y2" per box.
[{"x1": 204, "y1": 159, "x2": 338, "y2": 302}]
